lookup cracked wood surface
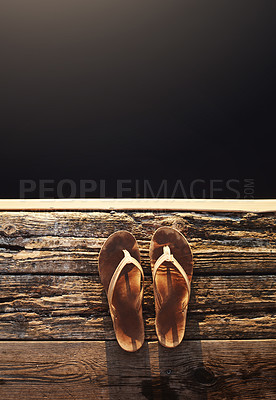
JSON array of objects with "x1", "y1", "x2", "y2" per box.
[
  {"x1": 0, "y1": 275, "x2": 275, "y2": 340},
  {"x1": 0, "y1": 210, "x2": 275, "y2": 399},
  {"x1": 0, "y1": 211, "x2": 275, "y2": 275}
]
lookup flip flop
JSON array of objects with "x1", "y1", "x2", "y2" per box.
[
  {"x1": 98, "y1": 230, "x2": 144, "y2": 352},
  {"x1": 149, "y1": 227, "x2": 193, "y2": 348}
]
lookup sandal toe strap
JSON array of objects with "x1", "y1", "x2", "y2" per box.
[
  {"x1": 107, "y1": 249, "x2": 144, "y2": 310},
  {"x1": 153, "y1": 246, "x2": 191, "y2": 307}
]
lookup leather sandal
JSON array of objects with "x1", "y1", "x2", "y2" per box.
[
  {"x1": 149, "y1": 227, "x2": 193, "y2": 348},
  {"x1": 98, "y1": 231, "x2": 144, "y2": 352}
]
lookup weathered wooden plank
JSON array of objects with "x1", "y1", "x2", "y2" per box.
[
  {"x1": 1, "y1": 211, "x2": 275, "y2": 240},
  {"x1": 0, "y1": 275, "x2": 274, "y2": 340},
  {"x1": 0, "y1": 211, "x2": 275, "y2": 274},
  {"x1": 0, "y1": 340, "x2": 275, "y2": 400},
  {"x1": 0, "y1": 245, "x2": 275, "y2": 275}
]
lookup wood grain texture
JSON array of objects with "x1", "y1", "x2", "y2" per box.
[
  {"x1": 0, "y1": 210, "x2": 275, "y2": 399},
  {"x1": 0, "y1": 211, "x2": 275, "y2": 275},
  {"x1": 0, "y1": 275, "x2": 274, "y2": 340},
  {"x1": 0, "y1": 340, "x2": 275, "y2": 400}
]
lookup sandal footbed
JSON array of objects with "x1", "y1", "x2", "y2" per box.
[
  {"x1": 99, "y1": 231, "x2": 144, "y2": 352},
  {"x1": 149, "y1": 227, "x2": 193, "y2": 348}
]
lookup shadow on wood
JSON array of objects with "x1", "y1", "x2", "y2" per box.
[{"x1": 102, "y1": 282, "x2": 208, "y2": 400}]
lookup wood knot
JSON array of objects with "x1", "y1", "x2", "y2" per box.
[
  {"x1": 193, "y1": 366, "x2": 217, "y2": 386},
  {"x1": 2, "y1": 224, "x2": 17, "y2": 236}
]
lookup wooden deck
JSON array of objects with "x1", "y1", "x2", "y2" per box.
[{"x1": 0, "y1": 202, "x2": 275, "y2": 399}]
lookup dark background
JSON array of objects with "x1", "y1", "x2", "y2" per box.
[{"x1": 0, "y1": 0, "x2": 275, "y2": 198}]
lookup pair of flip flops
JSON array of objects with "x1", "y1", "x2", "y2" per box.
[{"x1": 98, "y1": 227, "x2": 193, "y2": 352}]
